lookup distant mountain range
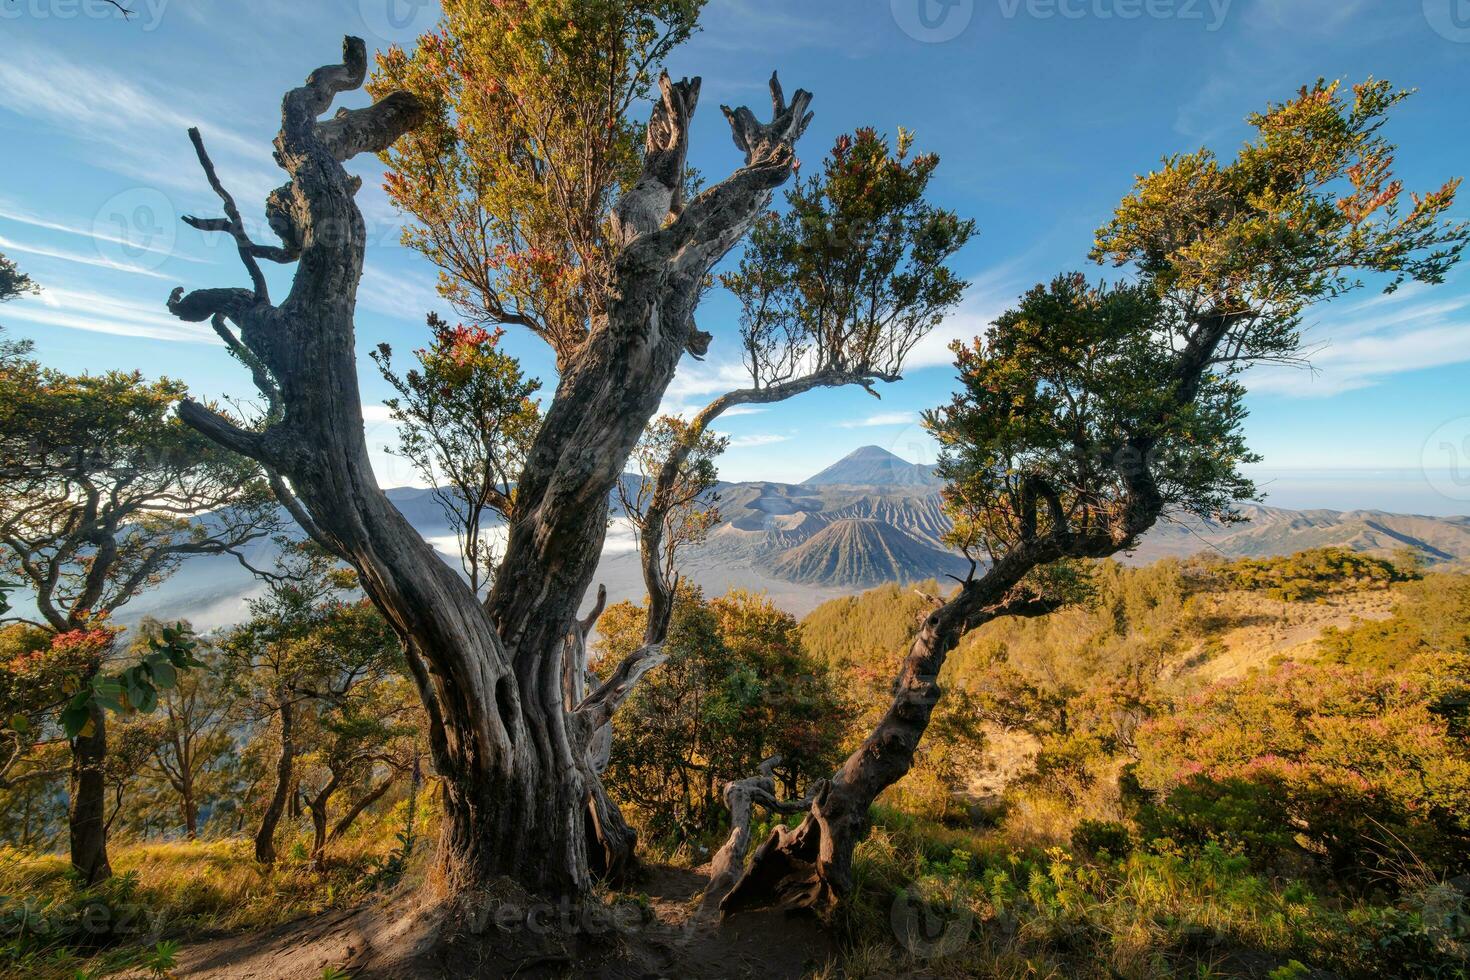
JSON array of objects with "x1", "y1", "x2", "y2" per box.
[{"x1": 114, "y1": 445, "x2": 1470, "y2": 630}]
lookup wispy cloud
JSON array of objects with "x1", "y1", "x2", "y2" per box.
[
  {"x1": 837, "y1": 411, "x2": 917, "y2": 428},
  {"x1": 0, "y1": 200, "x2": 206, "y2": 264},
  {"x1": 1250, "y1": 289, "x2": 1470, "y2": 396},
  {"x1": 5, "y1": 286, "x2": 217, "y2": 344},
  {"x1": 0, "y1": 235, "x2": 172, "y2": 280},
  {"x1": 720, "y1": 405, "x2": 768, "y2": 418},
  {"x1": 0, "y1": 44, "x2": 279, "y2": 204},
  {"x1": 904, "y1": 262, "x2": 1023, "y2": 370},
  {"x1": 358, "y1": 264, "x2": 443, "y2": 321}
]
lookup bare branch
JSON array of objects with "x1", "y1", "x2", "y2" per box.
[
  {"x1": 573, "y1": 643, "x2": 668, "y2": 731},
  {"x1": 182, "y1": 128, "x2": 269, "y2": 300}
]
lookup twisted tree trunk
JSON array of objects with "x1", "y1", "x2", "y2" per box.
[{"x1": 169, "y1": 38, "x2": 811, "y2": 898}]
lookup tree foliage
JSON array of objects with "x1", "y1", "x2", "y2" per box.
[
  {"x1": 725, "y1": 126, "x2": 975, "y2": 388},
  {"x1": 597, "y1": 588, "x2": 848, "y2": 840},
  {"x1": 372, "y1": 314, "x2": 541, "y2": 595},
  {"x1": 0, "y1": 363, "x2": 278, "y2": 633},
  {"x1": 371, "y1": 0, "x2": 704, "y2": 363}
]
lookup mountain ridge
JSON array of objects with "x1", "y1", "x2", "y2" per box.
[{"x1": 108, "y1": 448, "x2": 1470, "y2": 629}]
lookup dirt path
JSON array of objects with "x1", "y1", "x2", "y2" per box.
[{"x1": 137, "y1": 864, "x2": 837, "y2": 979}]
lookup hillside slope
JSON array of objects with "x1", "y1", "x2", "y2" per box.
[{"x1": 762, "y1": 518, "x2": 969, "y2": 587}]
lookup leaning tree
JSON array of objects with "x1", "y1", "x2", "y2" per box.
[
  {"x1": 167, "y1": 34, "x2": 815, "y2": 895},
  {"x1": 720, "y1": 79, "x2": 1467, "y2": 913}
]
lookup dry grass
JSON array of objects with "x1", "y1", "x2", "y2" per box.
[{"x1": 0, "y1": 804, "x2": 432, "y2": 978}]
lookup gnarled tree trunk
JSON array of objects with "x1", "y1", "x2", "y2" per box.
[{"x1": 169, "y1": 37, "x2": 811, "y2": 898}]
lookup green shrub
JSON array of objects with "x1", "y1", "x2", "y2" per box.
[
  {"x1": 1135, "y1": 776, "x2": 1296, "y2": 864},
  {"x1": 1136, "y1": 660, "x2": 1470, "y2": 882},
  {"x1": 1069, "y1": 819, "x2": 1132, "y2": 859}
]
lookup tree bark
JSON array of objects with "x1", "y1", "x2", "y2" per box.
[
  {"x1": 700, "y1": 755, "x2": 810, "y2": 915},
  {"x1": 68, "y1": 701, "x2": 110, "y2": 884},
  {"x1": 182, "y1": 786, "x2": 198, "y2": 840},
  {"x1": 169, "y1": 39, "x2": 812, "y2": 899},
  {"x1": 328, "y1": 776, "x2": 394, "y2": 844},
  {"x1": 255, "y1": 695, "x2": 294, "y2": 865}
]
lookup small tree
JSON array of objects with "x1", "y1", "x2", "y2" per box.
[
  {"x1": 598, "y1": 587, "x2": 847, "y2": 840},
  {"x1": 0, "y1": 349, "x2": 276, "y2": 882},
  {"x1": 222, "y1": 543, "x2": 407, "y2": 866},
  {"x1": 0, "y1": 251, "x2": 37, "y2": 368},
  {"x1": 616, "y1": 415, "x2": 726, "y2": 637},
  {"x1": 295, "y1": 656, "x2": 418, "y2": 870},
  {"x1": 633, "y1": 127, "x2": 975, "y2": 640},
  {"x1": 127, "y1": 621, "x2": 237, "y2": 839},
  {"x1": 371, "y1": 315, "x2": 541, "y2": 598}
]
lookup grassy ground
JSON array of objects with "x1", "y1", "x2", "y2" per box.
[
  {"x1": 818, "y1": 805, "x2": 1470, "y2": 979},
  {"x1": 0, "y1": 810, "x2": 428, "y2": 979},
  {"x1": 3, "y1": 807, "x2": 1466, "y2": 978}
]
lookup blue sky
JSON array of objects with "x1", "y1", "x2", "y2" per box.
[{"x1": 2, "y1": 0, "x2": 1469, "y2": 514}]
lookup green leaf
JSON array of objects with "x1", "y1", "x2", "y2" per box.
[
  {"x1": 93, "y1": 676, "x2": 124, "y2": 715},
  {"x1": 60, "y1": 695, "x2": 91, "y2": 738},
  {"x1": 150, "y1": 659, "x2": 178, "y2": 690}
]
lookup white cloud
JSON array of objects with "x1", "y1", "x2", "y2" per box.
[
  {"x1": 1249, "y1": 289, "x2": 1470, "y2": 397},
  {"x1": 0, "y1": 44, "x2": 280, "y2": 206},
  {"x1": 904, "y1": 263, "x2": 1021, "y2": 370},
  {"x1": 837, "y1": 411, "x2": 918, "y2": 429},
  {"x1": 727, "y1": 433, "x2": 791, "y2": 449},
  {"x1": 358, "y1": 264, "x2": 443, "y2": 320},
  {"x1": 0, "y1": 235, "x2": 173, "y2": 280},
  {"x1": 0, "y1": 201, "x2": 206, "y2": 264}
]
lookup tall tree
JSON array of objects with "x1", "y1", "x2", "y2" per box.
[
  {"x1": 0, "y1": 352, "x2": 277, "y2": 883},
  {"x1": 722, "y1": 79, "x2": 1467, "y2": 913},
  {"x1": 167, "y1": 27, "x2": 811, "y2": 895}
]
